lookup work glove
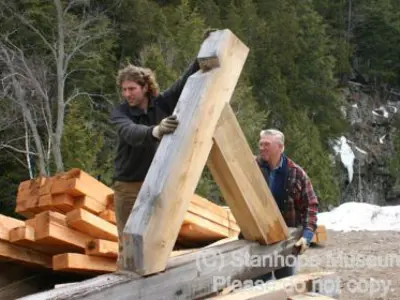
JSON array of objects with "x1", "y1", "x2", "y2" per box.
[
  {"x1": 152, "y1": 115, "x2": 179, "y2": 139},
  {"x1": 294, "y1": 237, "x2": 309, "y2": 255}
]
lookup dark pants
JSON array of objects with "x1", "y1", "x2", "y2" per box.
[{"x1": 112, "y1": 180, "x2": 143, "y2": 270}]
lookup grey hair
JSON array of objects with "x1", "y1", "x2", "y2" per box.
[{"x1": 260, "y1": 129, "x2": 285, "y2": 151}]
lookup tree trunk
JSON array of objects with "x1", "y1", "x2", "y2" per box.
[{"x1": 12, "y1": 77, "x2": 47, "y2": 176}]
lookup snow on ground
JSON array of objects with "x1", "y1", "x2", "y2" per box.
[{"x1": 318, "y1": 202, "x2": 400, "y2": 232}]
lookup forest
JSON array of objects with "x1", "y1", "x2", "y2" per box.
[{"x1": 1, "y1": 0, "x2": 400, "y2": 216}]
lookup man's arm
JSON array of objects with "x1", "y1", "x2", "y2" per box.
[
  {"x1": 110, "y1": 108, "x2": 156, "y2": 147},
  {"x1": 158, "y1": 59, "x2": 200, "y2": 114},
  {"x1": 301, "y1": 173, "x2": 319, "y2": 243}
]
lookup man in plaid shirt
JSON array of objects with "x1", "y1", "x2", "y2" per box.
[{"x1": 255, "y1": 129, "x2": 319, "y2": 280}]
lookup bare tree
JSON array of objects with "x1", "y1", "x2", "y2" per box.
[{"x1": 0, "y1": 0, "x2": 111, "y2": 175}]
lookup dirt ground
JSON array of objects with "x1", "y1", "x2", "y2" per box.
[{"x1": 298, "y1": 230, "x2": 400, "y2": 300}]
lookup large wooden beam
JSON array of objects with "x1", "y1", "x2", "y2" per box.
[
  {"x1": 210, "y1": 272, "x2": 337, "y2": 300},
  {"x1": 19, "y1": 229, "x2": 304, "y2": 300},
  {"x1": 0, "y1": 214, "x2": 25, "y2": 241},
  {"x1": 35, "y1": 211, "x2": 91, "y2": 252},
  {"x1": 123, "y1": 29, "x2": 249, "y2": 275},
  {"x1": 66, "y1": 209, "x2": 118, "y2": 242},
  {"x1": 53, "y1": 253, "x2": 116, "y2": 274},
  {"x1": 208, "y1": 104, "x2": 289, "y2": 244},
  {"x1": 0, "y1": 239, "x2": 52, "y2": 268}
]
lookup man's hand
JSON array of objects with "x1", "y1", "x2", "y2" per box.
[
  {"x1": 294, "y1": 237, "x2": 309, "y2": 255},
  {"x1": 152, "y1": 115, "x2": 179, "y2": 139}
]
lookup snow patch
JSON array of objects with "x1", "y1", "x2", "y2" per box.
[
  {"x1": 372, "y1": 106, "x2": 389, "y2": 118},
  {"x1": 352, "y1": 104, "x2": 358, "y2": 108},
  {"x1": 318, "y1": 202, "x2": 400, "y2": 232},
  {"x1": 334, "y1": 136, "x2": 355, "y2": 183},
  {"x1": 379, "y1": 134, "x2": 386, "y2": 144}
]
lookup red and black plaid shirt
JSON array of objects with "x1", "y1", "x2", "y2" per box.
[{"x1": 283, "y1": 157, "x2": 319, "y2": 232}]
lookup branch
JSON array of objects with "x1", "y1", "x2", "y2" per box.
[
  {"x1": 64, "y1": 67, "x2": 97, "y2": 82},
  {"x1": 0, "y1": 3, "x2": 56, "y2": 58},
  {"x1": 0, "y1": 143, "x2": 37, "y2": 155},
  {"x1": 3, "y1": 149, "x2": 28, "y2": 169},
  {"x1": 65, "y1": 91, "x2": 111, "y2": 106},
  {"x1": 63, "y1": 0, "x2": 78, "y2": 15},
  {"x1": 63, "y1": 31, "x2": 108, "y2": 73},
  {"x1": 1, "y1": 39, "x2": 50, "y2": 102}
]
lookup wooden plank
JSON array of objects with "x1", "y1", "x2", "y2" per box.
[
  {"x1": 51, "y1": 178, "x2": 109, "y2": 207},
  {"x1": 15, "y1": 198, "x2": 40, "y2": 218},
  {"x1": 190, "y1": 195, "x2": 237, "y2": 225},
  {"x1": 179, "y1": 213, "x2": 239, "y2": 244},
  {"x1": 288, "y1": 293, "x2": 337, "y2": 300},
  {"x1": 19, "y1": 229, "x2": 305, "y2": 300},
  {"x1": 312, "y1": 225, "x2": 327, "y2": 244},
  {"x1": 0, "y1": 214, "x2": 25, "y2": 241},
  {"x1": 74, "y1": 195, "x2": 106, "y2": 215},
  {"x1": 25, "y1": 218, "x2": 36, "y2": 228},
  {"x1": 53, "y1": 253, "x2": 116, "y2": 274},
  {"x1": 211, "y1": 273, "x2": 337, "y2": 300},
  {"x1": 66, "y1": 209, "x2": 118, "y2": 242},
  {"x1": 106, "y1": 194, "x2": 114, "y2": 210},
  {"x1": 39, "y1": 177, "x2": 55, "y2": 196},
  {"x1": 188, "y1": 195, "x2": 239, "y2": 230},
  {"x1": 8, "y1": 225, "x2": 68, "y2": 255},
  {"x1": 123, "y1": 29, "x2": 249, "y2": 275},
  {"x1": 85, "y1": 239, "x2": 118, "y2": 258},
  {"x1": 63, "y1": 169, "x2": 114, "y2": 201},
  {"x1": 38, "y1": 194, "x2": 75, "y2": 213},
  {"x1": 98, "y1": 210, "x2": 116, "y2": 225},
  {"x1": 208, "y1": 103, "x2": 289, "y2": 244},
  {"x1": 0, "y1": 239, "x2": 51, "y2": 268},
  {"x1": 35, "y1": 211, "x2": 91, "y2": 252}
]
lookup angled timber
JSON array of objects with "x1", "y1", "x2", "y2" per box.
[
  {"x1": 122, "y1": 29, "x2": 249, "y2": 275},
  {"x1": 19, "y1": 229, "x2": 303, "y2": 300},
  {"x1": 208, "y1": 103, "x2": 289, "y2": 244}
]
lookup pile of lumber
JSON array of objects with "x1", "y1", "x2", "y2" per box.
[{"x1": 0, "y1": 168, "x2": 239, "y2": 274}]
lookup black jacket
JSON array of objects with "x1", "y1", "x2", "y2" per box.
[{"x1": 110, "y1": 60, "x2": 200, "y2": 182}]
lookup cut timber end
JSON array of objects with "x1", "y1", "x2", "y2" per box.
[
  {"x1": 123, "y1": 29, "x2": 249, "y2": 276},
  {"x1": 0, "y1": 214, "x2": 25, "y2": 241},
  {"x1": 197, "y1": 30, "x2": 224, "y2": 71},
  {"x1": 207, "y1": 103, "x2": 288, "y2": 244},
  {"x1": 53, "y1": 253, "x2": 116, "y2": 274}
]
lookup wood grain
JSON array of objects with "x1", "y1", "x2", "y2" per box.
[{"x1": 123, "y1": 29, "x2": 249, "y2": 275}]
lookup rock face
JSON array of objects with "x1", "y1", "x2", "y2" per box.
[{"x1": 333, "y1": 82, "x2": 400, "y2": 206}]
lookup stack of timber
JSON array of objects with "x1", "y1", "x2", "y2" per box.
[{"x1": 0, "y1": 168, "x2": 239, "y2": 275}]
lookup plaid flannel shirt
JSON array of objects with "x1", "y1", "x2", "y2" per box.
[{"x1": 283, "y1": 158, "x2": 319, "y2": 232}]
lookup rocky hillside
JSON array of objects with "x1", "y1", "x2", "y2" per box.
[{"x1": 332, "y1": 82, "x2": 400, "y2": 206}]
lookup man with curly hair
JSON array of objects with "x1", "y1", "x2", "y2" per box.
[
  {"x1": 110, "y1": 58, "x2": 200, "y2": 269},
  {"x1": 255, "y1": 129, "x2": 319, "y2": 280}
]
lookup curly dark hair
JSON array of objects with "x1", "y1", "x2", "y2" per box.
[{"x1": 116, "y1": 64, "x2": 159, "y2": 97}]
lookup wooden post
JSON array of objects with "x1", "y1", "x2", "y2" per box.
[
  {"x1": 122, "y1": 29, "x2": 249, "y2": 275},
  {"x1": 208, "y1": 103, "x2": 289, "y2": 244}
]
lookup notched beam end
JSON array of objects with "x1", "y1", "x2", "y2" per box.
[
  {"x1": 197, "y1": 29, "x2": 229, "y2": 71},
  {"x1": 197, "y1": 57, "x2": 220, "y2": 72}
]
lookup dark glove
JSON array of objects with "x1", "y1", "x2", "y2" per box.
[{"x1": 152, "y1": 115, "x2": 179, "y2": 139}]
